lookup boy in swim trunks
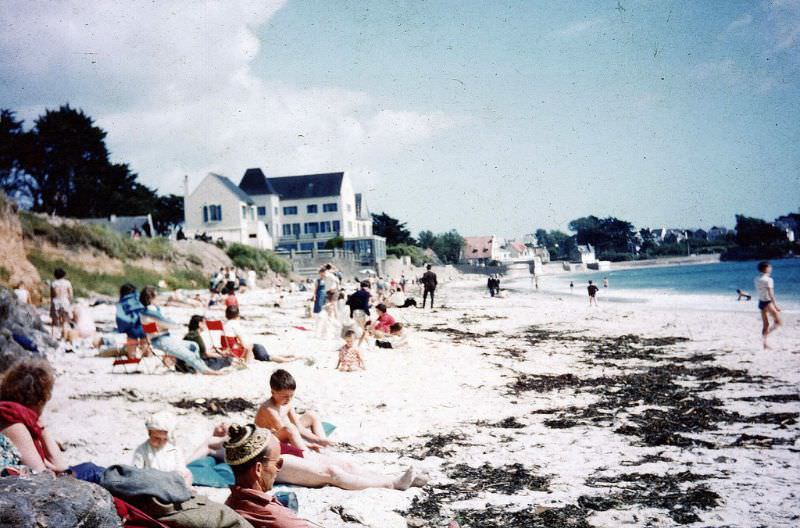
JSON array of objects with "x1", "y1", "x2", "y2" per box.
[
  {"x1": 254, "y1": 369, "x2": 333, "y2": 454},
  {"x1": 755, "y1": 261, "x2": 781, "y2": 350}
]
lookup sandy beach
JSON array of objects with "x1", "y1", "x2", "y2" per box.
[{"x1": 43, "y1": 274, "x2": 800, "y2": 527}]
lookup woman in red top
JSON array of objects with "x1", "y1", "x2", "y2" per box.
[
  {"x1": 0, "y1": 359, "x2": 68, "y2": 473},
  {"x1": 372, "y1": 304, "x2": 396, "y2": 334}
]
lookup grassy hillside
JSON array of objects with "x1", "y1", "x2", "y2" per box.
[{"x1": 20, "y1": 212, "x2": 207, "y2": 297}]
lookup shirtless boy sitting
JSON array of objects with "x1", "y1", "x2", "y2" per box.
[{"x1": 254, "y1": 369, "x2": 333, "y2": 453}]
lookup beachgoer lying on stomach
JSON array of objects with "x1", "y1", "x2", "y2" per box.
[
  {"x1": 224, "y1": 305, "x2": 304, "y2": 364},
  {"x1": 0, "y1": 359, "x2": 68, "y2": 473},
  {"x1": 223, "y1": 424, "x2": 312, "y2": 528},
  {"x1": 132, "y1": 410, "x2": 228, "y2": 488},
  {"x1": 254, "y1": 370, "x2": 333, "y2": 453},
  {"x1": 336, "y1": 330, "x2": 365, "y2": 371},
  {"x1": 183, "y1": 315, "x2": 233, "y2": 370},
  {"x1": 139, "y1": 286, "x2": 224, "y2": 376}
]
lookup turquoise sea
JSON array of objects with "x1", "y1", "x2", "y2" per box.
[{"x1": 567, "y1": 259, "x2": 800, "y2": 306}]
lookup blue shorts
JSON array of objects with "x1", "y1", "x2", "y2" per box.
[{"x1": 758, "y1": 300, "x2": 772, "y2": 311}]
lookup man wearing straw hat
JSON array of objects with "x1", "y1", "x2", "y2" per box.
[{"x1": 224, "y1": 424, "x2": 311, "y2": 528}]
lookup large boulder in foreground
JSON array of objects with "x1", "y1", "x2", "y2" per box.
[{"x1": 0, "y1": 474, "x2": 121, "y2": 528}]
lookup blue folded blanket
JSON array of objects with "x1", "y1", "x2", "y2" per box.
[{"x1": 187, "y1": 456, "x2": 234, "y2": 488}]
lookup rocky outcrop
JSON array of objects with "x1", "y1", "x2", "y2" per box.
[
  {"x1": 0, "y1": 193, "x2": 42, "y2": 303},
  {"x1": 0, "y1": 288, "x2": 55, "y2": 372},
  {"x1": 0, "y1": 473, "x2": 121, "y2": 528}
]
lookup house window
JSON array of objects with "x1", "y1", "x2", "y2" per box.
[
  {"x1": 304, "y1": 222, "x2": 319, "y2": 234},
  {"x1": 274, "y1": 207, "x2": 278, "y2": 215},
  {"x1": 283, "y1": 206, "x2": 298, "y2": 215},
  {"x1": 319, "y1": 221, "x2": 331, "y2": 233},
  {"x1": 241, "y1": 205, "x2": 247, "y2": 219},
  {"x1": 300, "y1": 243, "x2": 314, "y2": 251},
  {"x1": 292, "y1": 223, "x2": 301, "y2": 236},
  {"x1": 282, "y1": 224, "x2": 292, "y2": 236},
  {"x1": 307, "y1": 204, "x2": 318, "y2": 214},
  {"x1": 203, "y1": 205, "x2": 222, "y2": 222},
  {"x1": 257, "y1": 206, "x2": 267, "y2": 216},
  {"x1": 323, "y1": 203, "x2": 338, "y2": 212},
  {"x1": 332, "y1": 220, "x2": 340, "y2": 232}
]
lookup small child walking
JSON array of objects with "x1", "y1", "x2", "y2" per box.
[{"x1": 337, "y1": 330, "x2": 365, "y2": 371}]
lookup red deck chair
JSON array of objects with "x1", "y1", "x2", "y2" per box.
[
  {"x1": 205, "y1": 320, "x2": 247, "y2": 359},
  {"x1": 141, "y1": 321, "x2": 177, "y2": 370},
  {"x1": 112, "y1": 337, "x2": 154, "y2": 374},
  {"x1": 204, "y1": 319, "x2": 226, "y2": 356}
]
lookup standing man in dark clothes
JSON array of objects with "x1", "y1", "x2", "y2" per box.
[
  {"x1": 587, "y1": 280, "x2": 599, "y2": 307},
  {"x1": 487, "y1": 276, "x2": 495, "y2": 297},
  {"x1": 421, "y1": 265, "x2": 438, "y2": 309}
]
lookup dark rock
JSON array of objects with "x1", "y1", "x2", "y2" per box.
[
  {"x1": 0, "y1": 288, "x2": 56, "y2": 372},
  {"x1": 0, "y1": 473, "x2": 121, "y2": 528}
]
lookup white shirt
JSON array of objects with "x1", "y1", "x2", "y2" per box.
[
  {"x1": 14, "y1": 288, "x2": 29, "y2": 304},
  {"x1": 132, "y1": 441, "x2": 186, "y2": 473},
  {"x1": 754, "y1": 274, "x2": 774, "y2": 302},
  {"x1": 224, "y1": 319, "x2": 252, "y2": 348}
]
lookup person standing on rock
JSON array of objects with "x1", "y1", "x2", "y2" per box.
[{"x1": 421, "y1": 265, "x2": 438, "y2": 309}]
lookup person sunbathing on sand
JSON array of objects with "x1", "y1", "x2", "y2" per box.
[{"x1": 255, "y1": 369, "x2": 332, "y2": 453}]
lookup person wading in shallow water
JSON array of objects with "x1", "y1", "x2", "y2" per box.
[{"x1": 754, "y1": 261, "x2": 781, "y2": 350}]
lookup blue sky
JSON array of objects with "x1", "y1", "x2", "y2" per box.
[{"x1": 1, "y1": 1, "x2": 798, "y2": 237}]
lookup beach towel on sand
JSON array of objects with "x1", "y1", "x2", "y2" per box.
[{"x1": 187, "y1": 456, "x2": 234, "y2": 488}]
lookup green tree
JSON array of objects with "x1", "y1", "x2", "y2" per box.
[
  {"x1": 533, "y1": 228, "x2": 573, "y2": 259},
  {"x1": 568, "y1": 215, "x2": 634, "y2": 255},
  {"x1": 372, "y1": 212, "x2": 415, "y2": 246},
  {"x1": 417, "y1": 230, "x2": 436, "y2": 249},
  {"x1": 734, "y1": 215, "x2": 787, "y2": 247},
  {"x1": 1, "y1": 104, "x2": 163, "y2": 219},
  {"x1": 0, "y1": 110, "x2": 35, "y2": 204},
  {"x1": 431, "y1": 229, "x2": 464, "y2": 264},
  {"x1": 151, "y1": 193, "x2": 184, "y2": 235}
]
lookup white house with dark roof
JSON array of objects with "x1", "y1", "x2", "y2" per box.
[
  {"x1": 184, "y1": 169, "x2": 385, "y2": 262},
  {"x1": 183, "y1": 173, "x2": 272, "y2": 249}
]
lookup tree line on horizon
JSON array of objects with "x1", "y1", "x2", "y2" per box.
[{"x1": 0, "y1": 105, "x2": 182, "y2": 234}]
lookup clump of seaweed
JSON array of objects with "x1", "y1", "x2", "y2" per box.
[
  {"x1": 404, "y1": 431, "x2": 470, "y2": 459},
  {"x1": 475, "y1": 416, "x2": 527, "y2": 429},
  {"x1": 583, "y1": 471, "x2": 720, "y2": 525},
  {"x1": 172, "y1": 397, "x2": 254, "y2": 415},
  {"x1": 447, "y1": 462, "x2": 550, "y2": 497}
]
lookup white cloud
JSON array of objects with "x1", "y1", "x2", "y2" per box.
[
  {"x1": 767, "y1": 0, "x2": 800, "y2": 50},
  {"x1": 0, "y1": 1, "x2": 454, "y2": 194},
  {"x1": 725, "y1": 14, "x2": 753, "y2": 33},
  {"x1": 550, "y1": 17, "x2": 606, "y2": 39}
]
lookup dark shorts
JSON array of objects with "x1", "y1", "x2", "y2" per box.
[{"x1": 758, "y1": 300, "x2": 772, "y2": 311}]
